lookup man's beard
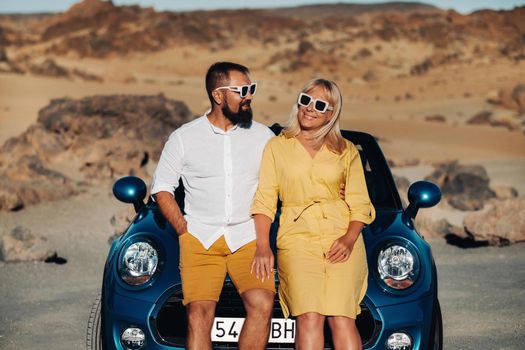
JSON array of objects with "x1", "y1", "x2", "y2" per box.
[{"x1": 222, "y1": 101, "x2": 253, "y2": 128}]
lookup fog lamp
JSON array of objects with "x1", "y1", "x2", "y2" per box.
[
  {"x1": 121, "y1": 327, "x2": 145, "y2": 349},
  {"x1": 386, "y1": 332, "x2": 412, "y2": 350}
]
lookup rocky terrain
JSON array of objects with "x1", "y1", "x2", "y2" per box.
[
  {"x1": 0, "y1": 0, "x2": 523, "y2": 251},
  {"x1": 1, "y1": 1, "x2": 524, "y2": 77}
]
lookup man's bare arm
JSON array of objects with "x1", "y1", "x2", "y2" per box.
[{"x1": 154, "y1": 191, "x2": 187, "y2": 236}]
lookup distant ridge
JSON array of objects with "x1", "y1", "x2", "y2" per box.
[
  {"x1": 0, "y1": 0, "x2": 523, "y2": 62},
  {"x1": 268, "y1": 2, "x2": 442, "y2": 18}
]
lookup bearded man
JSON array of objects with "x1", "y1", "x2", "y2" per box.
[{"x1": 151, "y1": 62, "x2": 275, "y2": 350}]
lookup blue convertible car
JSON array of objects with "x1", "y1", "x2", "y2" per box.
[{"x1": 87, "y1": 125, "x2": 442, "y2": 350}]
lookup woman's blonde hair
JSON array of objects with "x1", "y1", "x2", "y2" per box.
[{"x1": 283, "y1": 78, "x2": 346, "y2": 154}]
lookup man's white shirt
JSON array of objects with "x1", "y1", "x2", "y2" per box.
[{"x1": 151, "y1": 112, "x2": 274, "y2": 252}]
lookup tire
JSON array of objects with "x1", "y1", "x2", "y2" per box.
[
  {"x1": 429, "y1": 299, "x2": 443, "y2": 350},
  {"x1": 86, "y1": 293, "x2": 103, "y2": 350}
]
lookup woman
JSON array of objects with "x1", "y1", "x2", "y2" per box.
[{"x1": 250, "y1": 78, "x2": 375, "y2": 349}]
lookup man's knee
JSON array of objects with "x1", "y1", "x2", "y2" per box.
[
  {"x1": 242, "y1": 289, "x2": 274, "y2": 318},
  {"x1": 187, "y1": 301, "x2": 216, "y2": 331}
]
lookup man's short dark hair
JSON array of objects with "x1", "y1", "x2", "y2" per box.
[{"x1": 205, "y1": 62, "x2": 250, "y2": 104}]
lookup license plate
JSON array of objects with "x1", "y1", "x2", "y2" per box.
[{"x1": 212, "y1": 317, "x2": 295, "y2": 343}]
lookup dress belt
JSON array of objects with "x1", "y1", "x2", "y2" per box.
[{"x1": 282, "y1": 199, "x2": 342, "y2": 222}]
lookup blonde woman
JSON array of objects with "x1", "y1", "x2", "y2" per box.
[{"x1": 251, "y1": 78, "x2": 375, "y2": 349}]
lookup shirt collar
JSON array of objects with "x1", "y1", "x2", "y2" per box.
[{"x1": 204, "y1": 110, "x2": 239, "y2": 135}]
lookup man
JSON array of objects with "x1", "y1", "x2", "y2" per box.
[{"x1": 151, "y1": 62, "x2": 276, "y2": 350}]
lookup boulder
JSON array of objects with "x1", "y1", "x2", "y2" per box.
[
  {"x1": 0, "y1": 156, "x2": 78, "y2": 209},
  {"x1": 410, "y1": 59, "x2": 432, "y2": 75},
  {"x1": 485, "y1": 89, "x2": 501, "y2": 104},
  {"x1": 426, "y1": 161, "x2": 496, "y2": 210},
  {"x1": 0, "y1": 94, "x2": 194, "y2": 211},
  {"x1": 393, "y1": 175, "x2": 410, "y2": 192},
  {"x1": 108, "y1": 207, "x2": 136, "y2": 243},
  {"x1": 297, "y1": 40, "x2": 315, "y2": 55},
  {"x1": 486, "y1": 84, "x2": 525, "y2": 114},
  {"x1": 491, "y1": 185, "x2": 519, "y2": 200},
  {"x1": 467, "y1": 111, "x2": 492, "y2": 125},
  {"x1": 352, "y1": 47, "x2": 372, "y2": 60},
  {"x1": 0, "y1": 226, "x2": 55, "y2": 262},
  {"x1": 499, "y1": 86, "x2": 520, "y2": 111},
  {"x1": 511, "y1": 84, "x2": 525, "y2": 113},
  {"x1": 0, "y1": 49, "x2": 24, "y2": 74},
  {"x1": 362, "y1": 70, "x2": 378, "y2": 82},
  {"x1": 425, "y1": 114, "x2": 446, "y2": 123},
  {"x1": 28, "y1": 58, "x2": 70, "y2": 78},
  {"x1": 387, "y1": 158, "x2": 420, "y2": 168},
  {"x1": 463, "y1": 197, "x2": 525, "y2": 246},
  {"x1": 0, "y1": 186, "x2": 24, "y2": 211},
  {"x1": 393, "y1": 174, "x2": 410, "y2": 206},
  {"x1": 110, "y1": 207, "x2": 136, "y2": 234},
  {"x1": 467, "y1": 111, "x2": 519, "y2": 131},
  {"x1": 0, "y1": 48, "x2": 7, "y2": 62},
  {"x1": 4, "y1": 155, "x2": 69, "y2": 183},
  {"x1": 414, "y1": 210, "x2": 452, "y2": 238},
  {"x1": 443, "y1": 224, "x2": 491, "y2": 248}
]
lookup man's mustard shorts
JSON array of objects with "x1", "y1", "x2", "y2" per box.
[{"x1": 179, "y1": 233, "x2": 276, "y2": 305}]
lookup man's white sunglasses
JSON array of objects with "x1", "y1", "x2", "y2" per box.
[
  {"x1": 214, "y1": 83, "x2": 257, "y2": 98},
  {"x1": 297, "y1": 92, "x2": 333, "y2": 113}
]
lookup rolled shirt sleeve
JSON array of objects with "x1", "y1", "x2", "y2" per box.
[
  {"x1": 151, "y1": 131, "x2": 184, "y2": 197},
  {"x1": 251, "y1": 139, "x2": 279, "y2": 221},
  {"x1": 345, "y1": 143, "x2": 376, "y2": 225}
]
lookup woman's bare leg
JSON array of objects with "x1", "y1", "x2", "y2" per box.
[
  {"x1": 295, "y1": 312, "x2": 326, "y2": 350},
  {"x1": 327, "y1": 316, "x2": 362, "y2": 350}
]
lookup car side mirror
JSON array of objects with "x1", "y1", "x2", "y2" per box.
[
  {"x1": 113, "y1": 176, "x2": 147, "y2": 213},
  {"x1": 404, "y1": 181, "x2": 441, "y2": 219}
]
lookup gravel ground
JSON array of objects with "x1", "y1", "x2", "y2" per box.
[
  {"x1": 0, "y1": 187, "x2": 125, "y2": 350},
  {"x1": 432, "y1": 239, "x2": 525, "y2": 349},
  {"x1": 0, "y1": 189, "x2": 524, "y2": 349}
]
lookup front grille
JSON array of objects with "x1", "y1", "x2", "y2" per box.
[{"x1": 151, "y1": 282, "x2": 382, "y2": 349}]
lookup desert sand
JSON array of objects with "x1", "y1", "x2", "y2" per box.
[{"x1": 0, "y1": 1, "x2": 524, "y2": 348}]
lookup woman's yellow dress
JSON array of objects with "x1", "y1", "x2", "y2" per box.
[{"x1": 251, "y1": 134, "x2": 375, "y2": 319}]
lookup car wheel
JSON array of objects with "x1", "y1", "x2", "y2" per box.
[
  {"x1": 86, "y1": 293, "x2": 103, "y2": 350},
  {"x1": 429, "y1": 299, "x2": 443, "y2": 350}
]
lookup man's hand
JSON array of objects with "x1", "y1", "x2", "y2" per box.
[
  {"x1": 154, "y1": 191, "x2": 188, "y2": 236},
  {"x1": 250, "y1": 245, "x2": 275, "y2": 282},
  {"x1": 174, "y1": 216, "x2": 188, "y2": 236}
]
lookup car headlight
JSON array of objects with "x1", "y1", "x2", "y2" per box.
[
  {"x1": 119, "y1": 241, "x2": 158, "y2": 286},
  {"x1": 378, "y1": 243, "x2": 419, "y2": 290}
]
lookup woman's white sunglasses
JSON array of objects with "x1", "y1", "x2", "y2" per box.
[
  {"x1": 297, "y1": 93, "x2": 333, "y2": 113},
  {"x1": 214, "y1": 83, "x2": 257, "y2": 98}
]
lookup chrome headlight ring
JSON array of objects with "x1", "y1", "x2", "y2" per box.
[
  {"x1": 377, "y1": 240, "x2": 420, "y2": 291},
  {"x1": 118, "y1": 239, "x2": 159, "y2": 286}
]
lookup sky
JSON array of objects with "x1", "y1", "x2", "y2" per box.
[{"x1": 0, "y1": 0, "x2": 523, "y2": 14}]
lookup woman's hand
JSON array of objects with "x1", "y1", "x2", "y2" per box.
[
  {"x1": 327, "y1": 233, "x2": 357, "y2": 264},
  {"x1": 339, "y1": 182, "x2": 346, "y2": 200},
  {"x1": 250, "y1": 244, "x2": 275, "y2": 282}
]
